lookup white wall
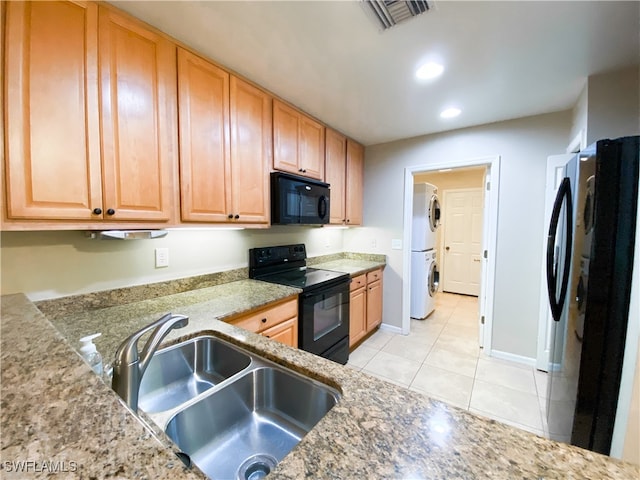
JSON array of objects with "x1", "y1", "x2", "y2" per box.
[
  {"x1": 0, "y1": 227, "x2": 345, "y2": 301},
  {"x1": 570, "y1": 82, "x2": 588, "y2": 150},
  {"x1": 587, "y1": 65, "x2": 640, "y2": 144},
  {"x1": 345, "y1": 110, "x2": 572, "y2": 359}
]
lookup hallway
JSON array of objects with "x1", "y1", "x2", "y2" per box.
[{"x1": 347, "y1": 292, "x2": 550, "y2": 438}]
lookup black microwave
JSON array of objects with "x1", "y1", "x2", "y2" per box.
[{"x1": 271, "y1": 172, "x2": 330, "y2": 225}]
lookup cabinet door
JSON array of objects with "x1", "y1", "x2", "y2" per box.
[
  {"x1": 273, "y1": 100, "x2": 300, "y2": 175},
  {"x1": 177, "y1": 48, "x2": 230, "y2": 222},
  {"x1": 4, "y1": 1, "x2": 102, "y2": 220},
  {"x1": 261, "y1": 317, "x2": 298, "y2": 348},
  {"x1": 230, "y1": 77, "x2": 271, "y2": 223},
  {"x1": 366, "y1": 279, "x2": 383, "y2": 331},
  {"x1": 349, "y1": 287, "x2": 367, "y2": 347},
  {"x1": 299, "y1": 115, "x2": 325, "y2": 180},
  {"x1": 346, "y1": 139, "x2": 364, "y2": 225},
  {"x1": 99, "y1": 8, "x2": 177, "y2": 222},
  {"x1": 325, "y1": 129, "x2": 347, "y2": 224}
]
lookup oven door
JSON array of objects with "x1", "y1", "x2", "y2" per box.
[{"x1": 298, "y1": 278, "x2": 350, "y2": 356}]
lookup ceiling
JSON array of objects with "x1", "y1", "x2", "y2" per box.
[{"x1": 110, "y1": 1, "x2": 640, "y2": 146}]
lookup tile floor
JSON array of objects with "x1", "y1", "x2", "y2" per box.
[{"x1": 347, "y1": 292, "x2": 551, "y2": 438}]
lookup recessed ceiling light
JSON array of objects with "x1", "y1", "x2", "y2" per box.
[
  {"x1": 415, "y1": 62, "x2": 444, "y2": 80},
  {"x1": 440, "y1": 107, "x2": 461, "y2": 119}
]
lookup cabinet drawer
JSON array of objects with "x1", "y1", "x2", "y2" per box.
[
  {"x1": 261, "y1": 317, "x2": 298, "y2": 348},
  {"x1": 228, "y1": 297, "x2": 298, "y2": 333},
  {"x1": 367, "y1": 269, "x2": 382, "y2": 284},
  {"x1": 350, "y1": 274, "x2": 367, "y2": 291}
]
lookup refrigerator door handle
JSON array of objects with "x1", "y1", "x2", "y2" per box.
[{"x1": 546, "y1": 177, "x2": 573, "y2": 322}]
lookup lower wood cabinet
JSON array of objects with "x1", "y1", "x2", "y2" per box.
[
  {"x1": 349, "y1": 268, "x2": 383, "y2": 348},
  {"x1": 366, "y1": 269, "x2": 383, "y2": 331},
  {"x1": 261, "y1": 318, "x2": 297, "y2": 347},
  {"x1": 226, "y1": 296, "x2": 298, "y2": 348}
]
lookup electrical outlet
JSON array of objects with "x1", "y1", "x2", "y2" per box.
[
  {"x1": 155, "y1": 248, "x2": 169, "y2": 268},
  {"x1": 391, "y1": 239, "x2": 402, "y2": 250},
  {"x1": 371, "y1": 239, "x2": 377, "y2": 248}
]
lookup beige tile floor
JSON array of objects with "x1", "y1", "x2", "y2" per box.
[{"x1": 347, "y1": 292, "x2": 551, "y2": 438}]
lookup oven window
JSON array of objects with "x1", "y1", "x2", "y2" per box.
[{"x1": 313, "y1": 291, "x2": 347, "y2": 341}]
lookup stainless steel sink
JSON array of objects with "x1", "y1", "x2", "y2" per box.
[
  {"x1": 164, "y1": 366, "x2": 339, "y2": 480},
  {"x1": 134, "y1": 334, "x2": 340, "y2": 479},
  {"x1": 138, "y1": 336, "x2": 251, "y2": 413}
]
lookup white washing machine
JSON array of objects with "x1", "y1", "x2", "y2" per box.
[
  {"x1": 410, "y1": 250, "x2": 439, "y2": 319},
  {"x1": 412, "y1": 182, "x2": 441, "y2": 251}
]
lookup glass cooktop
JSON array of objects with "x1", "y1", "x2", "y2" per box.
[{"x1": 255, "y1": 267, "x2": 349, "y2": 291}]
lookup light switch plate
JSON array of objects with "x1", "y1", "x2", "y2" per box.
[
  {"x1": 391, "y1": 239, "x2": 402, "y2": 250},
  {"x1": 155, "y1": 248, "x2": 169, "y2": 268}
]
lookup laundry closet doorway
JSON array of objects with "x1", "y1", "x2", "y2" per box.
[{"x1": 405, "y1": 158, "x2": 500, "y2": 353}]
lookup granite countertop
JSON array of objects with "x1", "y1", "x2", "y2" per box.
[
  {"x1": 2, "y1": 260, "x2": 639, "y2": 479},
  {"x1": 47, "y1": 279, "x2": 302, "y2": 368},
  {"x1": 312, "y1": 259, "x2": 385, "y2": 276}
]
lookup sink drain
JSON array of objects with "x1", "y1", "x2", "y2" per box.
[{"x1": 236, "y1": 454, "x2": 278, "y2": 480}]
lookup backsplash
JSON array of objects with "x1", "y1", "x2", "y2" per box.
[{"x1": 35, "y1": 252, "x2": 385, "y2": 318}]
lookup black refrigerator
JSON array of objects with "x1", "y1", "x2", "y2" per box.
[{"x1": 545, "y1": 135, "x2": 639, "y2": 454}]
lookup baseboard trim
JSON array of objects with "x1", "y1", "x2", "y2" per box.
[
  {"x1": 490, "y1": 349, "x2": 537, "y2": 368},
  {"x1": 379, "y1": 323, "x2": 402, "y2": 335}
]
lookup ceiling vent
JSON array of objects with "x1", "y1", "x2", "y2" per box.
[{"x1": 363, "y1": 0, "x2": 433, "y2": 31}]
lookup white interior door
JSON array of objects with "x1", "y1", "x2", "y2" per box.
[
  {"x1": 442, "y1": 188, "x2": 484, "y2": 296},
  {"x1": 536, "y1": 154, "x2": 574, "y2": 371}
]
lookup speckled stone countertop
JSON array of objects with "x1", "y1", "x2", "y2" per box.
[
  {"x1": 312, "y1": 258, "x2": 385, "y2": 276},
  {"x1": 3, "y1": 264, "x2": 639, "y2": 479},
  {"x1": 0, "y1": 294, "x2": 205, "y2": 479},
  {"x1": 47, "y1": 279, "x2": 301, "y2": 369}
]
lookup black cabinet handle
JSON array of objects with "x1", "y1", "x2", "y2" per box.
[
  {"x1": 234, "y1": 214, "x2": 240, "y2": 219},
  {"x1": 92, "y1": 208, "x2": 102, "y2": 215},
  {"x1": 228, "y1": 214, "x2": 233, "y2": 219},
  {"x1": 261, "y1": 318, "x2": 267, "y2": 323},
  {"x1": 298, "y1": 168, "x2": 304, "y2": 172},
  {"x1": 106, "y1": 208, "x2": 115, "y2": 216}
]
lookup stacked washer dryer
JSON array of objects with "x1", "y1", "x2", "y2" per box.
[{"x1": 410, "y1": 182, "x2": 441, "y2": 319}]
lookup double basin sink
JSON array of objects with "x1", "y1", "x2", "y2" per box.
[{"x1": 136, "y1": 335, "x2": 340, "y2": 480}]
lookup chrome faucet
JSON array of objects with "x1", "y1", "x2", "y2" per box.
[{"x1": 112, "y1": 313, "x2": 189, "y2": 411}]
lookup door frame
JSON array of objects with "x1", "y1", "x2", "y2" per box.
[
  {"x1": 440, "y1": 187, "x2": 484, "y2": 296},
  {"x1": 402, "y1": 155, "x2": 500, "y2": 355}
]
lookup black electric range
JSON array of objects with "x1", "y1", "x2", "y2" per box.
[{"x1": 249, "y1": 244, "x2": 351, "y2": 364}]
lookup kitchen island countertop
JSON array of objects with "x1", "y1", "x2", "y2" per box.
[{"x1": 2, "y1": 268, "x2": 638, "y2": 479}]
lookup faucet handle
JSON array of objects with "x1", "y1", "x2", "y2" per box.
[{"x1": 114, "y1": 313, "x2": 188, "y2": 367}]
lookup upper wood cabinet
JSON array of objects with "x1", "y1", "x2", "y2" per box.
[
  {"x1": 98, "y1": 7, "x2": 178, "y2": 222},
  {"x1": 273, "y1": 100, "x2": 325, "y2": 180},
  {"x1": 177, "y1": 48, "x2": 231, "y2": 222},
  {"x1": 3, "y1": 2, "x2": 178, "y2": 225},
  {"x1": 325, "y1": 129, "x2": 347, "y2": 224},
  {"x1": 4, "y1": 1, "x2": 102, "y2": 221},
  {"x1": 346, "y1": 139, "x2": 364, "y2": 225},
  {"x1": 177, "y1": 48, "x2": 270, "y2": 224},
  {"x1": 229, "y1": 76, "x2": 271, "y2": 224},
  {"x1": 325, "y1": 131, "x2": 364, "y2": 226}
]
